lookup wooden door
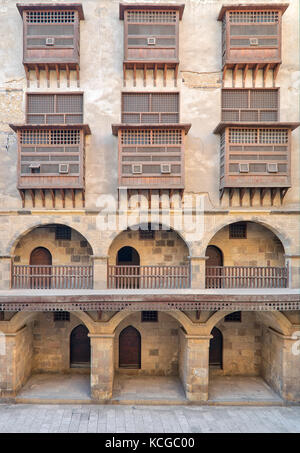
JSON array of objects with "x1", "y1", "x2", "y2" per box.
[
  {"x1": 209, "y1": 327, "x2": 223, "y2": 368},
  {"x1": 119, "y1": 326, "x2": 141, "y2": 369},
  {"x1": 29, "y1": 247, "x2": 52, "y2": 289},
  {"x1": 70, "y1": 325, "x2": 90, "y2": 365},
  {"x1": 206, "y1": 245, "x2": 223, "y2": 266}
]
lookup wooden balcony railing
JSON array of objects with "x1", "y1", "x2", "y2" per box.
[
  {"x1": 108, "y1": 265, "x2": 190, "y2": 289},
  {"x1": 12, "y1": 265, "x2": 93, "y2": 289},
  {"x1": 205, "y1": 266, "x2": 288, "y2": 289}
]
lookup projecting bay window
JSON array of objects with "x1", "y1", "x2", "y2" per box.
[
  {"x1": 214, "y1": 122, "x2": 300, "y2": 203},
  {"x1": 26, "y1": 93, "x2": 83, "y2": 125},
  {"x1": 112, "y1": 125, "x2": 190, "y2": 190},
  {"x1": 222, "y1": 89, "x2": 279, "y2": 122},
  {"x1": 120, "y1": 3, "x2": 185, "y2": 86},
  {"x1": 17, "y1": 3, "x2": 84, "y2": 86},
  {"x1": 10, "y1": 124, "x2": 91, "y2": 208},
  {"x1": 218, "y1": 4, "x2": 287, "y2": 69}
]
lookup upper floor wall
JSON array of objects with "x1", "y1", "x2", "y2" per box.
[{"x1": 0, "y1": 0, "x2": 299, "y2": 210}]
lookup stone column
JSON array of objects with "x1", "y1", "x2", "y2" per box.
[
  {"x1": 179, "y1": 331, "x2": 211, "y2": 401},
  {"x1": 0, "y1": 327, "x2": 32, "y2": 398},
  {"x1": 92, "y1": 256, "x2": 108, "y2": 289},
  {"x1": 0, "y1": 256, "x2": 12, "y2": 290},
  {"x1": 188, "y1": 256, "x2": 207, "y2": 289},
  {"x1": 89, "y1": 333, "x2": 115, "y2": 400},
  {"x1": 262, "y1": 328, "x2": 300, "y2": 402},
  {"x1": 285, "y1": 255, "x2": 300, "y2": 289}
]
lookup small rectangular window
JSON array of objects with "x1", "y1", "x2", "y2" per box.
[
  {"x1": 139, "y1": 224, "x2": 155, "y2": 240},
  {"x1": 229, "y1": 222, "x2": 247, "y2": 239},
  {"x1": 53, "y1": 311, "x2": 70, "y2": 321},
  {"x1": 142, "y1": 311, "x2": 158, "y2": 322},
  {"x1": 224, "y1": 312, "x2": 242, "y2": 322},
  {"x1": 55, "y1": 225, "x2": 71, "y2": 240}
]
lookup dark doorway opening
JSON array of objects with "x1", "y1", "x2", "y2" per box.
[
  {"x1": 209, "y1": 327, "x2": 223, "y2": 369},
  {"x1": 117, "y1": 246, "x2": 140, "y2": 288},
  {"x1": 119, "y1": 326, "x2": 141, "y2": 369}
]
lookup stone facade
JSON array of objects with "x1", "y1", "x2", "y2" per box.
[{"x1": 0, "y1": 0, "x2": 299, "y2": 405}]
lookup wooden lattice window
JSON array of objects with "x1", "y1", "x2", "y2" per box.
[
  {"x1": 229, "y1": 223, "x2": 247, "y2": 239},
  {"x1": 224, "y1": 312, "x2": 242, "y2": 322},
  {"x1": 228, "y1": 128, "x2": 288, "y2": 144},
  {"x1": 55, "y1": 225, "x2": 71, "y2": 240},
  {"x1": 26, "y1": 11, "x2": 75, "y2": 23},
  {"x1": 121, "y1": 129, "x2": 182, "y2": 145},
  {"x1": 122, "y1": 93, "x2": 179, "y2": 124},
  {"x1": 54, "y1": 311, "x2": 70, "y2": 321},
  {"x1": 229, "y1": 11, "x2": 279, "y2": 23},
  {"x1": 222, "y1": 89, "x2": 278, "y2": 122},
  {"x1": 20, "y1": 129, "x2": 81, "y2": 145},
  {"x1": 0, "y1": 311, "x2": 4, "y2": 321},
  {"x1": 142, "y1": 311, "x2": 158, "y2": 322},
  {"x1": 27, "y1": 94, "x2": 83, "y2": 125}
]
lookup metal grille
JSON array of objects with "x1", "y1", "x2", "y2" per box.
[
  {"x1": 224, "y1": 311, "x2": 242, "y2": 322},
  {"x1": 229, "y1": 11, "x2": 279, "y2": 23},
  {"x1": 53, "y1": 311, "x2": 70, "y2": 321},
  {"x1": 28, "y1": 95, "x2": 54, "y2": 113},
  {"x1": 127, "y1": 11, "x2": 177, "y2": 23},
  {"x1": 128, "y1": 24, "x2": 176, "y2": 36},
  {"x1": 222, "y1": 90, "x2": 248, "y2": 108},
  {"x1": 230, "y1": 24, "x2": 278, "y2": 36},
  {"x1": 141, "y1": 114, "x2": 159, "y2": 123},
  {"x1": 259, "y1": 129, "x2": 288, "y2": 144},
  {"x1": 27, "y1": 24, "x2": 74, "y2": 35},
  {"x1": 260, "y1": 111, "x2": 277, "y2": 121},
  {"x1": 240, "y1": 110, "x2": 258, "y2": 121},
  {"x1": 57, "y1": 95, "x2": 83, "y2": 113},
  {"x1": 141, "y1": 311, "x2": 158, "y2": 322},
  {"x1": 20, "y1": 129, "x2": 80, "y2": 145},
  {"x1": 229, "y1": 223, "x2": 247, "y2": 238},
  {"x1": 151, "y1": 94, "x2": 178, "y2": 112},
  {"x1": 123, "y1": 94, "x2": 150, "y2": 112},
  {"x1": 26, "y1": 11, "x2": 75, "y2": 23},
  {"x1": 229, "y1": 129, "x2": 258, "y2": 143},
  {"x1": 55, "y1": 225, "x2": 71, "y2": 240},
  {"x1": 250, "y1": 90, "x2": 278, "y2": 109}
]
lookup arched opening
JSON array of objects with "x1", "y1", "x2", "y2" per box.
[
  {"x1": 30, "y1": 247, "x2": 52, "y2": 289},
  {"x1": 119, "y1": 326, "x2": 141, "y2": 369},
  {"x1": 116, "y1": 246, "x2": 140, "y2": 288},
  {"x1": 209, "y1": 327, "x2": 223, "y2": 369},
  {"x1": 12, "y1": 224, "x2": 93, "y2": 289},
  {"x1": 70, "y1": 324, "x2": 91, "y2": 367},
  {"x1": 112, "y1": 312, "x2": 186, "y2": 402},
  {"x1": 108, "y1": 226, "x2": 190, "y2": 289},
  {"x1": 117, "y1": 246, "x2": 140, "y2": 265},
  {"x1": 205, "y1": 221, "x2": 286, "y2": 288},
  {"x1": 206, "y1": 246, "x2": 223, "y2": 289}
]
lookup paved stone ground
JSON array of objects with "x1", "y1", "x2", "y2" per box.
[{"x1": 0, "y1": 404, "x2": 299, "y2": 433}]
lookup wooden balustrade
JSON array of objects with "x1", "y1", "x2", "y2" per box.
[
  {"x1": 12, "y1": 265, "x2": 93, "y2": 289},
  {"x1": 205, "y1": 266, "x2": 288, "y2": 289},
  {"x1": 108, "y1": 265, "x2": 190, "y2": 289}
]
